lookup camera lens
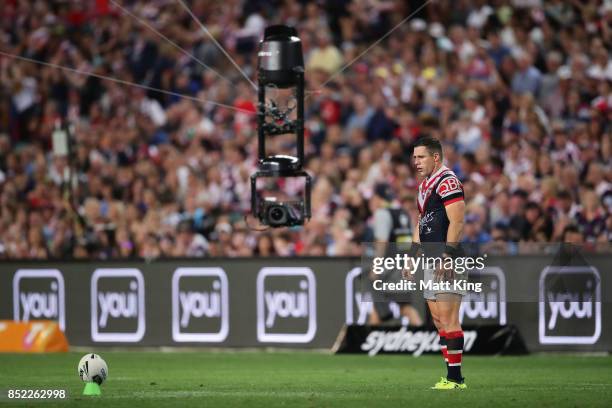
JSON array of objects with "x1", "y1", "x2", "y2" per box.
[{"x1": 269, "y1": 206, "x2": 286, "y2": 224}]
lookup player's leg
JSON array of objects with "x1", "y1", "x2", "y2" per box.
[
  {"x1": 427, "y1": 300, "x2": 441, "y2": 331},
  {"x1": 436, "y1": 293, "x2": 461, "y2": 331},
  {"x1": 427, "y1": 299, "x2": 448, "y2": 369},
  {"x1": 427, "y1": 299, "x2": 457, "y2": 389},
  {"x1": 435, "y1": 293, "x2": 465, "y2": 385},
  {"x1": 425, "y1": 266, "x2": 447, "y2": 370}
]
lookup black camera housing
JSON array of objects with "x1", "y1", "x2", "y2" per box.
[
  {"x1": 250, "y1": 161, "x2": 312, "y2": 228},
  {"x1": 257, "y1": 25, "x2": 304, "y2": 89},
  {"x1": 250, "y1": 25, "x2": 312, "y2": 228}
]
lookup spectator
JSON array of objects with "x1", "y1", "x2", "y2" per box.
[
  {"x1": 306, "y1": 30, "x2": 343, "y2": 75},
  {"x1": 561, "y1": 224, "x2": 584, "y2": 244},
  {"x1": 575, "y1": 189, "x2": 608, "y2": 243},
  {"x1": 511, "y1": 50, "x2": 542, "y2": 95},
  {"x1": 462, "y1": 213, "x2": 491, "y2": 254},
  {"x1": 0, "y1": 0, "x2": 608, "y2": 259},
  {"x1": 254, "y1": 233, "x2": 276, "y2": 257}
]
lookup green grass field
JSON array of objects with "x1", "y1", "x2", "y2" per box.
[{"x1": 1, "y1": 351, "x2": 611, "y2": 407}]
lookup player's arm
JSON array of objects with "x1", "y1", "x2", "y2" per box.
[
  {"x1": 445, "y1": 200, "x2": 465, "y2": 246},
  {"x1": 436, "y1": 175, "x2": 465, "y2": 248},
  {"x1": 435, "y1": 200, "x2": 465, "y2": 281}
]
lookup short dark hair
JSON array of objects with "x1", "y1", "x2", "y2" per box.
[
  {"x1": 462, "y1": 152, "x2": 477, "y2": 166},
  {"x1": 413, "y1": 137, "x2": 443, "y2": 160},
  {"x1": 561, "y1": 225, "x2": 582, "y2": 241},
  {"x1": 373, "y1": 183, "x2": 393, "y2": 201}
]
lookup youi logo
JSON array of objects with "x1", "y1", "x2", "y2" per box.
[
  {"x1": 13, "y1": 269, "x2": 65, "y2": 331},
  {"x1": 172, "y1": 267, "x2": 229, "y2": 342},
  {"x1": 459, "y1": 267, "x2": 507, "y2": 325},
  {"x1": 345, "y1": 267, "x2": 400, "y2": 325},
  {"x1": 539, "y1": 266, "x2": 601, "y2": 345},
  {"x1": 91, "y1": 269, "x2": 145, "y2": 342},
  {"x1": 257, "y1": 267, "x2": 316, "y2": 343}
]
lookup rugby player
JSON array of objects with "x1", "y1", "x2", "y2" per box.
[{"x1": 406, "y1": 137, "x2": 467, "y2": 390}]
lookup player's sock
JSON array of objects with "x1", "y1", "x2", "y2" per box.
[
  {"x1": 439, "y1": 330, "x2": 448, "y2": 368},
  {"x1": 445, "y1": 330, "x2": 464, "y2": 383}
]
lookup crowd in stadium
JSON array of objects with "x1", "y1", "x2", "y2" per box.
[{"x1": 0, "y1": 0, "x2": 610, "y2": 259}]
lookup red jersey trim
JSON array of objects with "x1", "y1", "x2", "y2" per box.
[{"x1": 443, "y1": 197, "x2": 464, "y2": 207}]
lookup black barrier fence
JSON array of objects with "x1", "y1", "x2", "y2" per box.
[
  {"x1": 333, "y1": 325, "x2": 529, "y2": 356},
  {"x1": 0, "y1": 255, "x2": 610, "y2": 351}
]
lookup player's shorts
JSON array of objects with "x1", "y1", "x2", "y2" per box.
[{"x1": 423, "y1": 268, "x2": 467, "y2": 300}]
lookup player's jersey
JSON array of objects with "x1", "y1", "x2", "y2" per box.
[{"x1": 417, "y1": 165, "x2": 464, "y2": 243}]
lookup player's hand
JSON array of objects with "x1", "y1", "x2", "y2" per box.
[
  {"x1": 434, "y1": 266, "x2": 454, "y2": 283},
  {"x1": 434, "y1": 254, "x2": 454, "y2": 282}
]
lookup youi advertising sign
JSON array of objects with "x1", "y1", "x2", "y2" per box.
[
  {"x1": 172, "y1": 267, "x2": 229, "y2": 342},
  {"x1": 256, "y1": 267, "x2": 317, "y2": 343},
  {"x1": 91, "y1": 268, "x2": 145, "y2": 343}
]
